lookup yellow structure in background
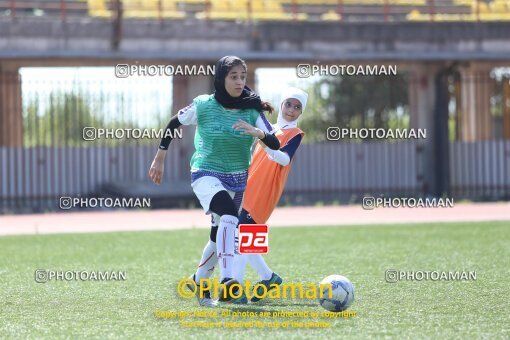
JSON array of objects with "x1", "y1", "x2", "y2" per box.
[
  {"x1": 87, "y1": 0, "x2": 185, "y2": 18},
  {"x1": 123, "y1": 0, "x2": 185, "y2": 18},
  {"x1": 86, "y1": 0, "x2": 510, "y2": 21},
  {"x1": 278, "y1": 0, "x2": 425, "y2": 4},
  {"x1": 87, "y1": 0, "x2": 111, "y2": 17},
  {"x1": 407, "y1": 0, "x2": 510, "y2": 21},
  {"x1": 195, "y1": 0, "x2": 308, "y2": 21},
  {"x1": 321, "y1": 9, "x2": 341, "y2": 21}
]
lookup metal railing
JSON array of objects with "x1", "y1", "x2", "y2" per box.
[{"x1": 0, "y1": 68, "x2": 509, "y2": 213}]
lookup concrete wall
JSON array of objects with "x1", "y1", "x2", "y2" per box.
[{"x1": 2, "y1": 20, "x2": 510, "y2": 60}]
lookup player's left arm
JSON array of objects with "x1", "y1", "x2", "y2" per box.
[{"x1": 264, "y1": 134, "x2": 303, "y2": 166}]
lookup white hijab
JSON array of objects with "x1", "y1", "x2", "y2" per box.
[{"x1": 276, "y1": 87, "x2": 308, "y2": 130}]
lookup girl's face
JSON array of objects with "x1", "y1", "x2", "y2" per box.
[
  {"x1": 281, "y1": 98, "x2": 302, "y2": 122},
  {"x1": 224, "y1": 65, "x2": 246, "y2": 98}
]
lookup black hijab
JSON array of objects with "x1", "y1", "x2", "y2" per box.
[{"x1": 213, "y1": 56, "x2": 263, "y2": 112}]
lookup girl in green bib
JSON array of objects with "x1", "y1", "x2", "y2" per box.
[{"x1": 149, "y1": 56, "x2": 279, "y2": 305}]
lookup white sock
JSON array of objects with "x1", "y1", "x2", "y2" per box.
[
  {"x1": 216, "y1": 214, "x2": 238, "y2": 281},
  {"x1": 194, "y1": 240, "x2": 218, "y2": 284},
  {"x1": 233, "y1": 254, "x2": 248, "y2": 285},
  {"x1": 248, "y1": 254, "x2": 273, "y2": 281}
]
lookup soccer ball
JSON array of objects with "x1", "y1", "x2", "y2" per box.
[{"x1": 318, "y1": 275, "x2": 355, "y2": 312}]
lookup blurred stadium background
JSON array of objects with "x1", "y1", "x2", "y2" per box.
[{"x1": 1, "y1": 0, "x2": 510, "y2": 214}]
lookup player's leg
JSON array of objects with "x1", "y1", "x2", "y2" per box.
[
  {"x1": 223, "y1": 190, "x2": 248, "y2": 304},
  {"x1": 208, "y1": 190, "x2": 240, "y2": 301},
  {"x1": 194, "y1": 215, "x2": 219, "y2": 283},
  {"x1": 208, "y1": 191, "x2": 238, "y2": 281},
  {"x1": 198, "y1": 199, "x2": 248, "y2": 304},
  {"x1": 233, "y1": 208, "x2": 251, "y2": 284},
  {"x1": 238, "y1": 208, "x2": 272, "y2": 280},
  {"x1": 193, "y1": 191, "x2": 247, "y2": 304},
  {"x1": 248, "y1": 256, "x2": 282, "y2": 302},
  {"x1": 185, "y1": 215, "x2": 219, "y2": 307},
  {"x1": 191, "y1": 176, "x2": 239, "y2": 302},
  {"x1": 247, "y1": 255, "x2": 273, "y2": 281},
  {"x1": 238, "y1": 208, "x2": 283, "y2": 302},
  {"x1": 233, "y1": 253, "x2": 247, "y2": 285},
  {"x1": 197, "y1": 190, "x2": 243, "y2": 284}
]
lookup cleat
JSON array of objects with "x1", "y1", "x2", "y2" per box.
[
  {"x1": 186, "y1": 274, "x2": 218, "y2": 307},
  {"x1": 218, "y1": 278, "x2": 240, "y2": 302},
  {"x1": 232, "y1": 292, "x2": 248, "y2": 305},
  {"x1": 251, "y1": 272, "x2": 283, "y2": 302}
]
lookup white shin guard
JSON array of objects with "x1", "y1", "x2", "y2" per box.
[
  {"x1": 216, "y1": 214, "x2": 238, "y2": 281},
  {"x1": 194, "y1": 240, "x2": 218, "y2": 284}
]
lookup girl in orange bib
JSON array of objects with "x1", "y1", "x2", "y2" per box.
[{"x1": 191, "y1": 87, "x2": 307, "y2": 304}]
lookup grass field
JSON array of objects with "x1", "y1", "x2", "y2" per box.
[{"x1": 1, "y1": 221, "x2": 509, "y2": 339}]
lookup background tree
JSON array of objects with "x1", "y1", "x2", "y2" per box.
[{"x1": 297, "y1": 74, "x2": 410, "y2": 143}]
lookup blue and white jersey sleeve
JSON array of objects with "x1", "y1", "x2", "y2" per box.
[
  {"x1": 263, "y1": 134, "x2": 303, "y2": 166},
  {"x1": 177, "y1": 103, "x2": 197, "y2": 126},
  {"x1": 255, "y1": 112, "x2": 276, "y2": 135},
  {"x1": 280, "y1": 134, "x2": 303, "y2": 161}
]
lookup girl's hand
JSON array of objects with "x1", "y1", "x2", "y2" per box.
[
  {"x1": 232, "y1": 120, "x2": 265, "y2": 139},
  {"x1": 148, "y1": 150, "x2": 166, "y2": 185}
]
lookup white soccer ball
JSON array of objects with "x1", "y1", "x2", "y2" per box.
[{"x1": 318, "y1": 275, "x2": 355, "y2": 312}]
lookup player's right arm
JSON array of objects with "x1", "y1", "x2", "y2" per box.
[{"x1": 149, "y1": 103, "x2": 197, "y2": 185}]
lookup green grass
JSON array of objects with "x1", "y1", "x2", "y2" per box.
[{"x1": 1, "y1": 221, "x2": 509, "y2": 339}]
